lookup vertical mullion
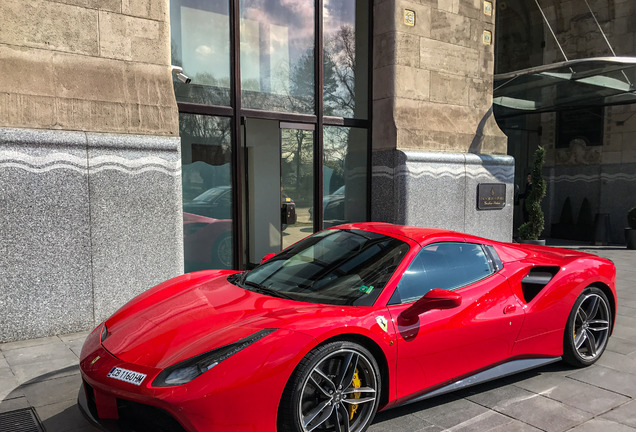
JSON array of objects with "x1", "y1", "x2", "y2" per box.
[
  {"x1": 366, "y1": 0, "x2": 373, "y2": 222},
  {"x1": 314, "y1": 0, "x2": 324, "y2": 232},
  {"x1": 230, "y1": 0, "x2": 244, "y2": 269}
]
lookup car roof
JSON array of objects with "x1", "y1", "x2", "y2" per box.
[{"x1": 334, "y1": 222, "x2": 470, "y2": 245}]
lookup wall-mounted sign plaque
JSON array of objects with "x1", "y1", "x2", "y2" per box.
[
  {"x1": 478, "y1": 183, "x2": 506, "y2": 210},
  {"x1": 482, "y1": 30, "x2": 492, "y2": 45},
  {"x1": 483, "y1": 1, "x2": 493, "y2": 16},
  {"x1": 404, "y1": 9, "x2": 415, "y2": 26}
]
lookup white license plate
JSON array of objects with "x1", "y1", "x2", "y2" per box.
[{"x1": 107, "y1": 367, "x2": 147, "y2": 386}]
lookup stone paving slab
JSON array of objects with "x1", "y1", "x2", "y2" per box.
[
  {"x1": 0, "y1": 244, "x2": 634, "y2": 431},
  {"x1": 600, "y1": 399, "x2": 636, "y2": 428}
]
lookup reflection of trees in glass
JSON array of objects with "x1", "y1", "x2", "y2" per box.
[
  {"x1": 281, "y1": 129, "x2": 313, "y2": 207},
  {"x1": 324, "y1": 25, "x2": 356, "y2": 117},
  {"x1": 241, "y1": 52, "x2": 314, "y2": 114},
  {"x1": 323, "y1": 127, "x2": 348, "y2": 192},
  {"x1": 288, "y1": 52, "x2": 315, "y2": 113},
  {"x1": 323, "y1": 126, "x2": 367, "y2": 226}
]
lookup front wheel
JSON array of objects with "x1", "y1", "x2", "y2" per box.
[
  {"x1": 563, "y1": 287, "x2": 611, "y2": 367},
  {"x1": 211, "y1": 232, "x2": 232, "y2": 269},
  {"x1": 279, "y1": 341, "x2": 381, "y2": 432}
]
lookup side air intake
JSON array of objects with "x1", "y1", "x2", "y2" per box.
[{"x1": 520, "y1": 267, "x2": 559, "y2": 303}]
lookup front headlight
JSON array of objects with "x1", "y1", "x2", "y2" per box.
[
  {"x1": 100, "y1": 323, "x2": 109, "y2": 343},
  {"x1": 152, "y1": 329, "x2": 276, "y2": 387}
]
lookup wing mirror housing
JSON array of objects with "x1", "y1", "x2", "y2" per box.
[
  {"x1": 260, "y1": 252, "x2": 276, "y2": 264},
  {"x1": 400, "y1": 289, "x2": 462, "y2": 323}
]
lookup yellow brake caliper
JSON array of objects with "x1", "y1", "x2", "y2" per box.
[{"x1": 348, "y1": 369, "x2": 361, "y2": 420}]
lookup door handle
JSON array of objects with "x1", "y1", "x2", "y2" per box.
[{"x1": 503, "y1": 304, "x2": 517, "y2": 314}]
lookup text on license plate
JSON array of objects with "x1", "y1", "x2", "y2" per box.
[{"x1": 107, "y1": 367, "x2": 147, "y2": 386}]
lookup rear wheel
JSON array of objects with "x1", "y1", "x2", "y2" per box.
[
  {"x1": 563, "y1": 287, "x2": 611, "y2": 367},
  {"x1": 279, "y1": 341, "x2": 381, "y2": 432}
]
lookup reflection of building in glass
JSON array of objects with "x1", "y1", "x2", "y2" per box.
[{"x1": 495, "y1": 0, "x2": 636, "y2": 244}]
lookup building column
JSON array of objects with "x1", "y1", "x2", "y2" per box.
[{"x1": 371, "y1": 0, "x2": 513, "y2": 242}]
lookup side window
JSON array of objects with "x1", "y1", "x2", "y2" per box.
[{"x1": 390, "y1": 242, "x2": 494, "y2": 304}]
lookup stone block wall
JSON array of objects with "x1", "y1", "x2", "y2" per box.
[
  {"x1": 373, "y1": 0, "x2": 507, "y2": 154},
  {"x1": 0, "y1": 0, "x2": 177, "y2": 135}
]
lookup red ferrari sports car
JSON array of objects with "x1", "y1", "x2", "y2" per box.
[{"x1": 78, "y1": 223, "x2": 616, "y2": 432}]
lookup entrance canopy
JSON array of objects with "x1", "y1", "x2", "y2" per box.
[{"x1": 494, "y1": 57, "x2": 636, "y2": 117}]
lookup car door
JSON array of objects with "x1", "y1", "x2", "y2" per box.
[{"x1": 386, "y1": 241, "x2": 525, "y2": 403}]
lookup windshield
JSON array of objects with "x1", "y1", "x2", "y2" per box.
[{"x1": 232, "y1": 229, "x2": 410, "y2": 306}]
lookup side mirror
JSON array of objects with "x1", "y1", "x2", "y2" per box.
[
  {"x1": 400, "y1": 289, "x2": 462, "y2": 323},
  {"x1": 260, "y1": 252, "x2": 276, "y2": 264}
]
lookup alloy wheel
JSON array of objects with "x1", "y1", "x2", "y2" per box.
[
  {"x1": 573, "y1": 292, "x2": 610, "y2": 361},
  {"x1": 298, "y1": 349, "x2": 378, "y2": 432}
]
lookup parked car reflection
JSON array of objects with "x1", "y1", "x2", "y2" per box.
[
  {"x1": 183, "y1": 186, "x2": 232, "y2": 220},
  {"x1": 309, "y1": 185, "x2": 346, "y2": 227},
  {"x1": 183, "y1": 212, "x2": 232, "y2": 271}
]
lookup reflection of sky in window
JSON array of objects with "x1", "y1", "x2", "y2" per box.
[
  {"x1": 181, "y1": 6, "x2": 230, "y2": 84},
  {"x1": 324, "y1": 0, "x2": 356, "y2": 33},
  {"x1": 240, "y1": 0, "x2": 314, "y2": 93}
]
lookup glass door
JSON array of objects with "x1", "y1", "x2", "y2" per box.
[
  {"x1": 280, "y1": 123, "x2": 314, "y2": 249},
  {"x1": 243, "y1": 119, "x2": 315, "y2": 266}
]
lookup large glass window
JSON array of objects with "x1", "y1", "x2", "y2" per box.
[
  {"x1": 323, "y1": 0, "x2": 369, "y2": 119},
  {"x1": 180, "y1": 114, "x2": 233, "y2": 271},
  {"x1": 171, "y1": 0, "x2": 231, "y2": 106},
  {"x1": 322, "y1": 126, "x2": 367, "y2": 228},
  {"x1": 240, "y1": 0, "x2": 315, "y2": 113}
]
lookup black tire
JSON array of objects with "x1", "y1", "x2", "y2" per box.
[
  {"x1": 278, "y1": 341, "x2": 381, "y2": 432},
  {"x1": 563, "y1": 287, "x2": 611, "y2": 367}
]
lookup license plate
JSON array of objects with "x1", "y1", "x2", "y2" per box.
[{"x1": 107, "y1": 367, "x2": 147, "y2": 386}]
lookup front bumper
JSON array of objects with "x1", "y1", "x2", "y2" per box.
[
  {"x1": 77, "y1": 327, "x2": 316, "y2": 432},
  {"x1": 78, "y1": 379, "x2": 189, "y2": 432}
]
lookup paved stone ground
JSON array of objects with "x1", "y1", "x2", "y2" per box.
[{"x1": 1, "y1": 244, "x2": 634, "y2": 432}]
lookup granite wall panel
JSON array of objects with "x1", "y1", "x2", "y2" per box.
[
  {"x1": 0, "y1": 127, "x2": 183, "y2": 342},
  {"x1": 86, "y1": 133, "x2": 183, "y2": 323},
  {"x1": 0, "y1": 129, "x2": 92, "y2": 341},
  {"x1": 372, "y1": 149, "x2": 514, "y2": 242}
]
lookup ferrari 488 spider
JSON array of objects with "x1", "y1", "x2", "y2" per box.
[{"x1": 78, "y1": 222, "x2": 616, "y2": 432}]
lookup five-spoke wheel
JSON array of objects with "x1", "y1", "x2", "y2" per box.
[
  {"x1": 563, "y1": 287, "x2": 611, "y2": 367},
  {"x1": 279, "y1": 341, "x2": 381, "y2": 432}
]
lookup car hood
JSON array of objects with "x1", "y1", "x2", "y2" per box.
[{"x1": 102, "y1": 272, "x2": 323, "y2": 369}]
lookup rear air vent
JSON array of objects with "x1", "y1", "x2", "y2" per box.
[{"x1": 521, "y1": 267, "x2": 559, "y2": 303}]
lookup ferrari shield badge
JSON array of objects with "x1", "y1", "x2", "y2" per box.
[{"x1": 375, "y1": 316, "x2": 388, "y2": 333}]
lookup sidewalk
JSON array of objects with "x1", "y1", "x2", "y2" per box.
[{"x1": 1, "y1": 244, "x2": 635, "y2": 432}]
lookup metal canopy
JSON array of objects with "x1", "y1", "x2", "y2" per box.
[{"x1": 493, "y1": 57, "x2": 636, "y2": 117}]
